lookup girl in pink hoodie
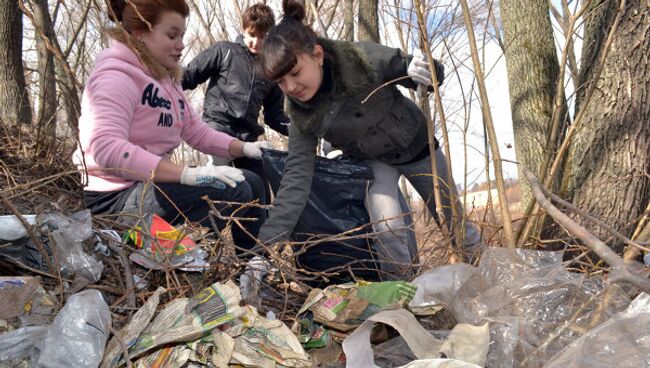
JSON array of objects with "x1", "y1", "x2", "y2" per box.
[{"x1": 73, "y1": 0, "x2": 267, "y2": 253}]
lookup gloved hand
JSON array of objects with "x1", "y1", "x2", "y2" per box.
[
  {"x1": 407, "y1": 50, "x2": 444, "y2": 87},
  {"x1": 180, "y1": 165, "x2": 245, "y2": 188},
  {"x1": 407, "y1": 50, "x2": 432, "y2": 86},
  {"x1": 242, "y1": 141, "x2": 271, "y2": 159},
  {"x1": 239, "y1": 256, "x2": 271, "y2": 308}
]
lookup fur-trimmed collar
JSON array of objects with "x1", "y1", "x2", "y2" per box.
[
  {"x1": 288, "y1": 38, "x2": 378, "y2": 134},
  {"x1": 318, "y1": 38, "x2": 377, "y2": 100},
  {"x1": 105, "y1": 27, "x2": 182, "y2": 82}
]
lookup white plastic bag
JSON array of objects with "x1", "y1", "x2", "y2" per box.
[{"x1": 36, "y1": 289, "x2": 111, "y2": 368}]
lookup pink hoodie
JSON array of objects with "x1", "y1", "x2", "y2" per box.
[{"x1": 73, "y1": 40, "x2": 235, "y2": 192}]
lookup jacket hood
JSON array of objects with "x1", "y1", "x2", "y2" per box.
[{"x1": 103, "y1": 27, "x2": 182, "y2": 82}]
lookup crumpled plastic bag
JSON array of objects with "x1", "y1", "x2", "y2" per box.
[
  {"x1": 341, "y1": 308, "x2": 488, "y2": 368},
  {"x1": 408, "y1": 247, "x2": 632, "y2": 368},
  {"x1": 0, "y1": 325, "x2": 47, "y2": 363},
  {"x1": 544, "y1": 292, "x2": 650, "y2": 367},
  {"x1": 0, "y1": 214, "x2": 37, "y2": 241},
  {"x1": 36, "y1": 289, "x2": 111, "y2": 368},
  {"x1": 41, "y1": 210, "x2": 103, "y2": 282}
]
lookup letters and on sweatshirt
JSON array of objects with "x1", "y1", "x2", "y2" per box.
[{"x1": 73, "y1": 40, "x2": 235, "y2": 192}]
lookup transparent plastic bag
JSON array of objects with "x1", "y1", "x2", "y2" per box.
[
  {"x1": 40, "y1": 210, "x2": 103, "y2": 282},
  {"x1": 407, "y1": 247, "x2": 632, "y2": 368},
  {"x1": 409, "y1": 264, "x2": 480, "y2": 315},
  {"x1": 36, "y1": 289, "x2": 111, "y2": 368},
  {"x1": 0, "y1": 325, "x2": 47, "y2": 362},
  {"x1": 544, "y1": 293, "x2": 650, "y2": 368}
]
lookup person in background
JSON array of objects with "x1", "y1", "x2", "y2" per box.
[
  {"x1": 182, "y1": 3, "x2": 290, "y2": 204},
  {"x1": 73, "y1": 0, "x2": 268, "y2": 252},
  {"x1": 253, "y1": 0, "x2": 483, "y2": 278}
]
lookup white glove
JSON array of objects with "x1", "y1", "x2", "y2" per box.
[
  {"x1": 239, "y1": 256, "x2": 271, "y2": 308},
  {"x1": 180, "y1": 165, "x2": 245, "y2": 188},
  {"x1": 407, "y1": 50, "x2": 433, "y2": 86},
  {"x1": 242, "y1": 141, "x2": 271, "y2": 159}
]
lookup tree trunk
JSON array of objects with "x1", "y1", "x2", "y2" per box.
[
  {"x1": 575, "y1": 0, "x2": 618, "y2": 113},
  {"x1": 33, "y1": 0, "x2": 58, "y2": 141},
  {"x1": 500, "y1": 0, "x2": 564, "y2": 209},
  {"x1": 0, "y1": 0, "x2": 32, "y2": 126},
  {"x1": 357, "y1": 0, "x2": 379, "y2": 43},
  {"x1": 342, "y1": 0, "x2": 354, "y2": 41},
  {"x1": 566, "y1": 0, "x2": 650, "y2": 253}
]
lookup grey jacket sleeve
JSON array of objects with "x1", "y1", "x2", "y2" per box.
[
  {"x1": 257, "y1": 124, "x2": 318, "y2": 243},
  {"x1": 356, "y1": 41, "x2": 445, "y2": 89},
  {"x1": 181, "y1": 43, "x2": 224, "y2": 90}
]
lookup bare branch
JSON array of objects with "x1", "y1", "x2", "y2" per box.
[{"x1": 523, "y1": 167, "x2": 650, "y2": 293}]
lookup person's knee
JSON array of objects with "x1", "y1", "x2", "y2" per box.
[
  {"x1": 241, "y1": 169, "x2": 266, "y2": 204},
  {"x1": 372, "y1": 216, "x2": 410, "y2": 239}
]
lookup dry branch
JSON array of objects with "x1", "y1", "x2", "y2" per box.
[
  {"x1": 523, "y1": 167, "x2": 650, "y2": 293},
  {"x1": 104, "y1": 236, "x2": 137, "y2": 309},
  {"x1": 458, "y1": 0, "x2": 515, "y2": 247}
]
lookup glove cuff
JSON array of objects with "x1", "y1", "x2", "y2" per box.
[
  {"x1": 242, "y1": 142, "x2": 253, "y2": 158},
  {"x1": 179, "y1": 166, "x2": 193, "y2": 186}
]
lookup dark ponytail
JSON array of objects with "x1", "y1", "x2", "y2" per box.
[
  {"x1": 258, "y1": 0, "x2": 318, "y2": 81},
  {"x1": 282, "y1": 0, "x2": 306, "y2": 22}
]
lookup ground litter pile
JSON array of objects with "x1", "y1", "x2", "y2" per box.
[{"x1": 0, "y1": 211, "x2": 648, "y2": 367}]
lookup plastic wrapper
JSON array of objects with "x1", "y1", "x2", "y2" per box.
[
  {"x1": 545, "y1": 292, "x2": 650, "y2": 367},
  {"x1": 469, "y1": 248, "x2": 629, "y2": 367},
  {"x1": 0, "y1": 277, "x2": 41, "y2": 320},
  {"x1": 409, "y1": 264, "x2": 478, "y2": 316},
  {"x1": 407, "y1": 247, "x2": 632, "y2": 368},
  {"x1": 41, "y1": 210, "x2": 103, "y2": 282},
  {"x1": 399, "y1": 360, "x2": 482, "y2": 368},
  {"x1": 36, "y1": 289, "x2": 111, "y2": 368},
  {"x1": 0, "y1": 215, "x2": 47, "y2": 270},
  {"x1": 341, "y1": 308, "x2": 488, "y2": 368},
  {"x1": 0, "y1": 214, "x2": 37, "y2": 241},
  {"x1": 0, "y1": 325, "x2": 47, "y2": 363},
  {"x1": 295, "y1": 281, "x2": 417, "y2": 339},
  {"x1": 125, "y1": 214, "x2": 208, "y2": 272}
]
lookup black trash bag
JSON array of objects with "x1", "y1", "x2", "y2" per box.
[
  {"x1": 262, "y1": 149, "x2": 380, "y2": 283},
  {"x1": 0, "y1": 238, "x2": 48, "y2": 272}
]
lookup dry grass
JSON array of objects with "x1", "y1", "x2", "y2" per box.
[{"x1": 0, "y1": 123, "x2": 83, "y2": 213}]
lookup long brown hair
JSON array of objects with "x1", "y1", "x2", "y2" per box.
[
  {"x1": 257, "y1": 0, "x2": 318, "y2": 81},
  {"x1": 107, "y1": 0, "x2": 189, "y2": 34}
]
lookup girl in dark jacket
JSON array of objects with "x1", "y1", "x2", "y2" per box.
[{"x1": 255, "y1": 0, "x2": 482, "y2": 275}]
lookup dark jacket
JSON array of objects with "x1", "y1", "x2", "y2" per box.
[
  {"x1": 182, "y1": 35, "x2": 290, "y2": 141},
  {"x1": 258, "y1": 39, "x2": 444, "y2": 243}
]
